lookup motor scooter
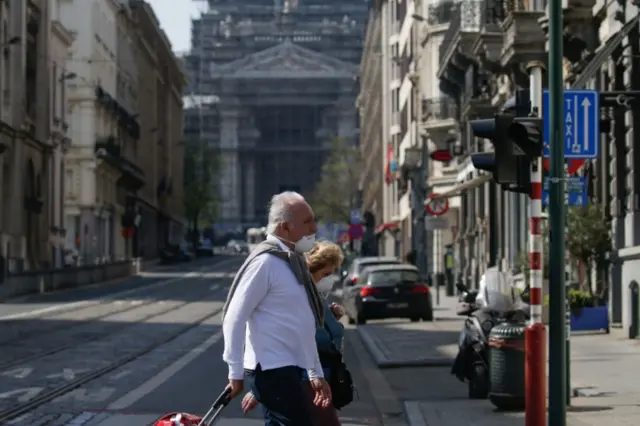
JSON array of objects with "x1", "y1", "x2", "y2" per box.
[{"x1": 451, "y1": 282, "x2": 500, "y2": 399}]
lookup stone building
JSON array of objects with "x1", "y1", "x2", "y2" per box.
[
  {"x1": 184, "y1": 0, "x2": 365, "y2": 230},
  {"x1": 0, "y1": 0, "x2": 71, "y2": 271},
  {"x1": 130, "y1": 0, "x2": 187, "y2": 257}
]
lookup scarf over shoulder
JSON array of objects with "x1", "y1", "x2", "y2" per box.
[{"x1": 221, "y1": 240, "x2": 325, "y2": 327}]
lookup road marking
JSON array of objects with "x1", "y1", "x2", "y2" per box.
[
  {"x1": 0, "y1": 387, "x2": 43, "y2": 402},
  {"x1": 0, "y1": 257, "x2": 239, "y2": 321},
  {"x1": 108, "y1": 330, "x2": 224, "y2": 410},
  {"x1": 1, "y1": 367, "x2": 33, "y2": 379},
  {"x1": 52, "y1": 387, "x2": 116, "y2": 403},
  {"x1": 108, "y1": 370, "x2": 131, "y2": 381},
  {"x1": 46, "y1": 368, "x2": 89, "y2": 381}
]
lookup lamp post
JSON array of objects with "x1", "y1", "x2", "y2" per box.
[{"x1": 403, "y1": 141, "x2": 429, "y2": 284}]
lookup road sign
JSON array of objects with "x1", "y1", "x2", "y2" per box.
[
  {"x1": 542, "y1": 89, "x2": 599, "y2": 159},
  {"x1": 425, "y1": 217, "x2": 449, "y2": 231},
  {"x1": 542, "y1": 176, "x2": 587, "y2": 206},
  {"x1": 350, "y1": 209, "x2": 361, "y2": 224},
  {"x1": 425, "y1": 195, "x2": 449, "y2": 216},
  {"x1": 347, "y1": 224, "x2": 364, "y2": 240},
  {"x1": 542, "y1": 158, "x2": 585, "y2": 174}
]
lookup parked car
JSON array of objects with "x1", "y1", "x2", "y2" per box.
[
  {"x1": 341, "y1": 264, "x2": 433, "y2": 325},
  {"x1": 160, "y1": 245, "x2": 193, "y2": 264},
  {"x1": 339, "y1": 256, "x2": 401, "y2": 289}
]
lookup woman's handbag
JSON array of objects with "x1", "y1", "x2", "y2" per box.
[{"x1": 319, "y1": 325, "x2": 354, "y2": 410}]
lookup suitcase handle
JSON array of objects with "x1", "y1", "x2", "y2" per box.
[{"x1": 196, "y1": 388, "x2": 231, "y2": 426}]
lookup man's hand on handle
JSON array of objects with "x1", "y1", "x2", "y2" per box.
[
  {"x1": 226, "y1": 379, "x2": 244, "y2": 400},
  {"x1": 310, "y1": 378, "x2": 332, "y2": 408}
]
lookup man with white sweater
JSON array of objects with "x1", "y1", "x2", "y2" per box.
[{"x1": 222, "y1": 191, "x2": 331, "y2": 425}]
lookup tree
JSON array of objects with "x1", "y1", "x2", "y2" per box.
[
  {"x1": 566, "y1": 204, "x2": 612, "y2": 298},
  {"x1": 183, "y1": 140, "x2": 221, "y2": 249},
  {"x1": 309, "y1": 137, "x2": 363, "y2": 223}
]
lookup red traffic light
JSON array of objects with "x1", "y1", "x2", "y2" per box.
[{"x1": 430, "y1": 149, "x2": 453, "y2": 162}]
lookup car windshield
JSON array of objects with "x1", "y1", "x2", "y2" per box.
[
  {"x1": 369, "y1": 270, "x2": 420, "y2": 286},
  {"x1": 357, "y1": 261, "x2": 398, "y2": 274}
]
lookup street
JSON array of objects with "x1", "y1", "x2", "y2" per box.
[
  {"x1": 3, "y1": 259, "x2": 640, "y2": 426},
  {"x1": 0, "y1": 257, "x2": 381, "y2": 426}
]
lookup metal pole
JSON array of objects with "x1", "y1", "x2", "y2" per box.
[
  {"x1": 547, "y1": 0, "x2": 567, "y2": 422},
  {"x1": 525, "y1": 61, "x2": 546, "y2": 426},
  {"x1": 565, "y1": 295, "x2": 571, "y2": 405}
]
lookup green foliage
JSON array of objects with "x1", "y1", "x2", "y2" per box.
[
  {"x1": 183, "y1": 140, "x2": 221, "y2": 243},
  {"x1": 309, "y1": 137, "x2": 362, "y2": 223},
  {"x1": 566, "y1": 204, "x2": 611, "y2": 295},
  {"x1": 567, "y1": 288, "x2": 605, "y2": 314}
]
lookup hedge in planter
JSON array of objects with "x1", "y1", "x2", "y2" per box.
[{"x1": 569, "y1": 289, "x2": 609, "y2": 333}]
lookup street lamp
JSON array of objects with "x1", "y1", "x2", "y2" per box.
[
  {"x1": 403, "y1": 144, "x2": 423, "y2": 169},
  {"x1": 2, "y1": 36, "x2": 20, "y2": 47}
]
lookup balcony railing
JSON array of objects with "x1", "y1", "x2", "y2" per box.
[
  {"x1": 422, "y1": 97, "x2": 458, "y2": 123},
  {"x1": 438, "y1": 2, "x2": 483, "y2": 69},
  {"x1": 426, "y1": 0, "x2": 457, "y2": 25}
]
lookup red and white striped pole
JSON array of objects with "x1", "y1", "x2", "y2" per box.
[{"x1": 525, "y1": 61, "x2": 546, "y2": 426}]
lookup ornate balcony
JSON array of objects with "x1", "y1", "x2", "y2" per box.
[
  {"x1": 437, "y1": 2, "x2": 484, "y2": 98},
  {"x1": 421, "y1": 97, "x2": 458, "y2": 145},
  {"x1": 95, "y1": 136, "x2": 145, "y2": 191},
  {"x1": 499, "y1": 0, "x2": 546, "y2": 86}
]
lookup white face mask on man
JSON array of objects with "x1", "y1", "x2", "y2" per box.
[{"x1": 293, "y1": 234, "x2": 316, "y2": 254}]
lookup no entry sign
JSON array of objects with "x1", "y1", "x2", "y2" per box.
[{"x1": 425, "y1": 195, "x2": 449, "y2": 216}]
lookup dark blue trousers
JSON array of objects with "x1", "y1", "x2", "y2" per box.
[{"x1": 245, "y1": 364, "x2": 313, "y2": 426}]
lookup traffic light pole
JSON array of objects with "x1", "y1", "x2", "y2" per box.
[
  {"x1": 547, "y1": 0, "x2": 568, "y2": 423},
  {"x1": 525, "y1": 61, "x2": 547, "y2": 426}
]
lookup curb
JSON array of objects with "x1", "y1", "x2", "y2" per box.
[
  {"x1": 403, "y1": 401, "x2": 427, "y2": 426},
  {"x1": 357, "y1": 327, "x2": 454, "y2": 368}
]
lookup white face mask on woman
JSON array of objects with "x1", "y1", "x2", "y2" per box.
[{"x1": 315, "y1": 275, "x2": 334, "y2": 295}]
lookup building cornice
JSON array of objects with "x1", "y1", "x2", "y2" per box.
[{"x1": 52, "y1": 20, "x2": 75, "y2": 47}]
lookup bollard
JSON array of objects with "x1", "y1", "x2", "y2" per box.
[
  {"x1": 629, "y1": 281, "x2": 639, "y2": 339},
  {"x1": 488, "y1": 322, "x2": 527, "y2": 411}
]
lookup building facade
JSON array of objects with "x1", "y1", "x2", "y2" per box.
[
  {"x1": 130, "y1": 0, "x2": 187, "y2": 257},
  {"x1": 61, "y1": 0, "x2": 143, "y2": 263},
  {"x1": 184, "y1": 0, "x2": 366, "y2": 232},
  {"x1": 49, "y1": 0, "x2": 75, "y2": 267},
  {"x1": 0, "y1": 0, "x2": 69, "y2": 271}
]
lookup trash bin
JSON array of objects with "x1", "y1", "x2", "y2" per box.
[{"x1": 488, "y1": 322, "x2": 526, "y2": 410}]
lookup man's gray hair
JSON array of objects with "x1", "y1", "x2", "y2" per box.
[{"x1": 266, "y1": 191, "x2": 306, "y2": 234}]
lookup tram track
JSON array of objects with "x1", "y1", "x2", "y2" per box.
[
  {"x1": 0, "y1": 267, "x2": 235, "y2": 372},
  {"x1": 0, "y1": 297, "x2": 228, "y2": 424},
  {"x1": 0, "y1": 258, "x2": 235, "y2": 349}
]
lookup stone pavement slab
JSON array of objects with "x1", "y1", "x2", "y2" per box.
[
  {"x1": 569, "y1": 330, "x2": 640, "y2": 397},
  {"x1": 403, "y1": 396, "x2": 640, "y2": 426},
  {"x1": 357, "y1": 319, "x2": 461, "y2": 368}
]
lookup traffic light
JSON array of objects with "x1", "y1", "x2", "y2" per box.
[
  {"x1": 469, "y1": 114, "x2": 518, "y2": 184},
  {"x1": 469, "y1": 114, "x2": 543, "y2": 194}
]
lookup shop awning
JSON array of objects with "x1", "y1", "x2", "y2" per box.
[
  {"x1": 425, "y1": 174, "x2": 492, "y2": 203},
  {"x1": 374, "y1": 222, "x2": 399, "y2": 234}
]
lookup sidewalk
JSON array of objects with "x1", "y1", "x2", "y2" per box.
[
  {"x1": 404, "y1": 396, "x2": 640, "y2": 426},
  {"x1": 356, "y1": 295, "x2": 462, "y2": 368}
]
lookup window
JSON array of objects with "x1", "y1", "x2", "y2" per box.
[{"x1": 369, "y1": 270, "x2": 420, "y2": 286}]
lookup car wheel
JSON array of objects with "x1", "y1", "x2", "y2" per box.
[
  {"x1": 422, "y1": 313, "x2": 434, "y2": 321},
  {"x1": 410, "y1": 316, "x2": 420, "y2": 322},
  {"x1": 356, "y1": 313, "x2": 367, "y2": 325}
]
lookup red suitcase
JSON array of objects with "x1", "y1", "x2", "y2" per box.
[{"x1": 152, "y1": 388, "x2": 231, "y2": 426}]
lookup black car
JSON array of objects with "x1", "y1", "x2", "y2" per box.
[
  {"x1": 339, "y1": 256, "x2": 401, "y2": 289},
  {"x1": 159, "y1": 245, "x2": 193, "y2": 264},
  {"x1": 341, "y1": 264, "x2": 434, "y2": 324}
]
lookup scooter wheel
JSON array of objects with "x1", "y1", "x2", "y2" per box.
[{"x1": 468, "y1": 364, "x2": 489, "y2": 399}]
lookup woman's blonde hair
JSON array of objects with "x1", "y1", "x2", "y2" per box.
[{"x1": 305, "y1": 241, "x2": 344, "y2": 274}]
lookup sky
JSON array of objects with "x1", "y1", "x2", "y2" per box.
[{"x1": 147, "y1": 0, "x2": 203, "y2": 53}]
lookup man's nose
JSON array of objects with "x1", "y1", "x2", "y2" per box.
[{"x1": 310, "y1": 222, "x2": 317, "y2": 234}]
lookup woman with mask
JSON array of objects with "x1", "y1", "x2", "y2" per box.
[{"x1": 241, "y1": 240, "x2": 347, "y2": 426}]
